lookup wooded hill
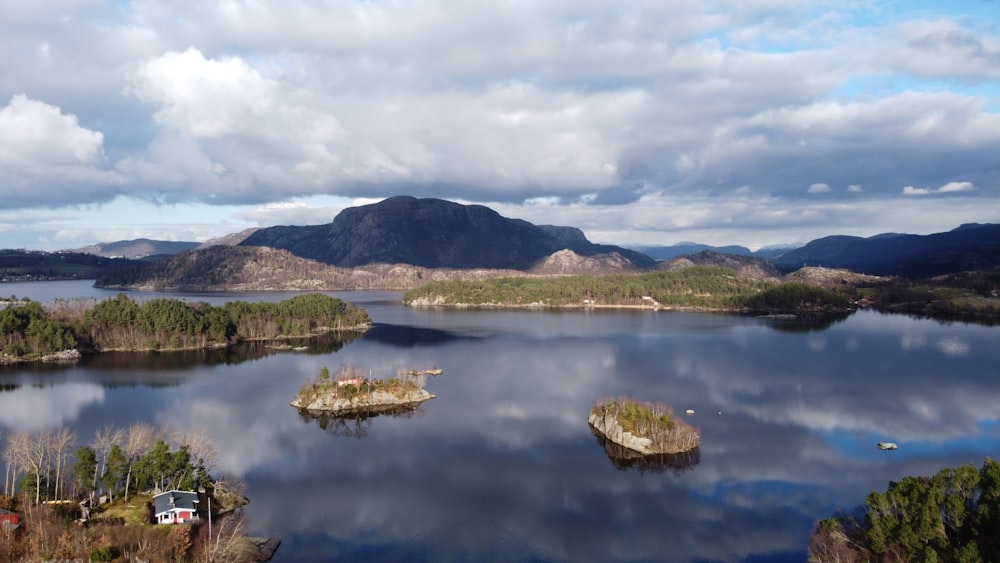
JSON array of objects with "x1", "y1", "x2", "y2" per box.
[
  {"x1": 402, "y1": 266, "x2": 852, "y2": 312},
  {"x1": 810, "y1": 458, "x2": 1000, "y2": 562},
  {"x1": 0, "y1": 249, "x2": 140, "y2": 281},
  {"x1": 0, "y1": 293, "x2": 370, "y2": 362}
]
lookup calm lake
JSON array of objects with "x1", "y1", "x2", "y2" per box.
[{"x1": 2, "y1": 280, "x2": 999, "y2": 562}]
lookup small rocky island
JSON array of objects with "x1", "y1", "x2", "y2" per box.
[
  {"x1": 588, "y1": 398, "x2": 700, "y2": 455},
  {"x1": 292, "y1": 365, "x2": 436, "y2": 416}
]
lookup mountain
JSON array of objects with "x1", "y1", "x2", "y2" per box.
[
  {"x1": 68, "y1": 238, "x2": 200, "y2": 259},
  {"x1": 633, "y1": 243, "x2": 754, "y2": 261},
  {"x1": 657, "y1": 250, "x2": 783, "y2": 281},
  {"x1": 529, "y1": 249, "x2": 640, "y2": 275},
  {"x1": 239, "y1": 196, "x2": 656, "y2": 270},
  {"x1": 770, "y1": 223, "x2": 1000, "y2": 276},
  {"x1": 197, "y1": 228, "x2": 260, "y2": 249}
]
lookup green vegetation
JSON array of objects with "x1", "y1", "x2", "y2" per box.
[
  {"x1": 742, "y1": 282, "x2": 852, "y2": 311},
  {"x1": 863, "y1": 277, "x2": 1000, "y2": 323},
  {"x1": 590, "y1": 398, "x2": 700, "y2": 454},
  {"x1": 403, "y1": 267, "x2": 857, "y2": 313},
  {"x1": 0, "y1": 249, "x2": 136, "y2": 281},
  {"x1": 404, "y1": 267, "x2": 775, "y2": 309},
  {"x1": 809, "y1": 458, "x2": 1000, "y2": 562},
  {"x1": 1, "y1": 293, "x2": 370, "y2": 361},
  {"x1": 0, "y1": 300, "x2": 77, "y2": 357}
]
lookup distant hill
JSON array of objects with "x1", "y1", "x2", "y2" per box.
[
  {"x1": 633, "y1": 243, "x2": 754, "y2": 261},
  {"x1": 67, "y1": 238, "x2": 200, "y2": 259},
  {"x1": 197, "y1": 228, "x2": 260, "y2": 249},
  {"x1": 529, "y1": 249, "x2": 642, "y2": 275},
  {"x1": 1, "y1": 249, "x2": 141, "y2": 281},
  {"x1": 93, "y1": 245, "x2": 538, "y2": 291},
  {"x1": 240, "y1": 196, "x2": 656, "y2": 270},
  {"x1": 770, "y1": 223, "x2": 1000, "y2": 276},
  {"x1": 658, "y1": 250, "x2": 782, "y2": 281}
]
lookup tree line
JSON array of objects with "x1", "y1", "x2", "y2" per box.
[
  {"x1": 2, "y1": 423, "x2": 218, "y2": 506},
  {"x1": 809, "y1": 458, "x2": 1000, "y2": 562},
  {"x1": 1, "y1": 292, "x2": 371, "y2": 359},
  {"x1": 403, "y1": 266, "x2": 852, "y2": 311}
]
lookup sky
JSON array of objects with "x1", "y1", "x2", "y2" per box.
[{"x1": 1, "y1": 0, "x2": 998, "y2": 252}]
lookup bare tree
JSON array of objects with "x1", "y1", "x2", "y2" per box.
[
  {"x1": 196, "y1": 511, "x2": 256, "y2": 563},
  {"x1": 92, "y1": 425, "x2": 125, "y2": 496},
  {"x1": 51, "y1": 427, "x2": 76, "y2": 500},
  {"x1": 171, "y1": 428, "x2": 219, "y2": 478},
  {"x1": 23, "y1": 429, "x2": 53, "y2": 505},
  {"x1": 123, "y1": 423, "x2": 162, "y2": 500},
  {"x1": 2, "y1": 431, "x2": 30, "y2": 497}
]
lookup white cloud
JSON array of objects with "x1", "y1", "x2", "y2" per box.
[
  {"x1": 0, "y1": 94, "x2": 105, "y2": 167},
  {"x1": 903, "y1": 181, "x2": 975, "y2": 196},
  {"x1": 0, "y1": 1, "x2": 998, "y2": 246},
  {"x1": 0, "y1": 94, "x2": 122, "y2": 207},
  {"x1": 938, "y1": 181, "x2": 974, "y2": 193}
]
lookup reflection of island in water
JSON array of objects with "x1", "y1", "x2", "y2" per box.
[
  {"x1": 297, "y1": 406, "x2": 427, "y2": 439},
  {"x1": 590, "y1": 425, "x2": 700, "y2": 475},
  {"x1": 757, "y1": 311, "x2": 852, "y2": 333},
  {"x1": 79, "y1": 331, "x2": 364, "y2": 370}
]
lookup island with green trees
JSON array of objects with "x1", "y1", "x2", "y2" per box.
[
  {"x1": 588, "y1": 398, "x2": 701, "y2": 456},
  {"x1": 0, "y1": 292, "x2": 371, "y2": 364},
  {"x1": 403, "y1": 267, "x2": 853, "y2": 313},
  {"x1": 809, "y1": 458, "x2": 1000, "y2": 562},
  {"x1": 292, "y1": 365, "x2": 436, "y2": 416},
  {"x1": 1, "y1": 423, "x2": 270, "y2": 562}
]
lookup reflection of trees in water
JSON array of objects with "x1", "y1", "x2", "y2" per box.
[
  {"x1": 79, "y1": 331, "x2": 363, "y2": 370},
  {"x1": 758, "y1": 311, "x2": 852, "y2": 333},
  {"x1": 589, "y1": 425, "x2": 700, "y2": 475},
  {"x1": 296, "y1": 406, "x2": 425, "y2": 439}
]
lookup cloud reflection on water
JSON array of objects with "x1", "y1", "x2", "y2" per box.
[{"x1": 1, "y1": 307, "x2": 998, "y2": 561}]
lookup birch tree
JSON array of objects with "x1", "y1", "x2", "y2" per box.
[
  {"x1": 92, "y1": 425, "x2": 124, "y2": 496},
  {"x1": 123, "y1": 423, "x2": 161, "y2": 500},
  {"x1": 51, "y1": 427, "x2": 75, "y2": 500}
]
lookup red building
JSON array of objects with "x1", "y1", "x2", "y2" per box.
[{"x1": 0, "y1": 508, "x2": 20, "y2": 528}]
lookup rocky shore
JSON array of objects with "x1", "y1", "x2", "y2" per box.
[
  {"x1": 291, "y1": 386, "x2": 435, "y2": 415},
  {"x1": 588, "y1": 399, "x2": 700, "y2": 455}
]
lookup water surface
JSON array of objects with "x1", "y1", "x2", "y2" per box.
[{"x1": 2, "y1": 280, "x2": 998, "y2": 561}]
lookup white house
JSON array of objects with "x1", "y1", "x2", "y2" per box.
[{"x1": 153, "y1": 490, "x2": 200, "y2": 525}]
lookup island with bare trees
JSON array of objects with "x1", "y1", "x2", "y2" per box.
[
  {"x1": 292, "y1": 365, "x2": 436, "y2": 416},
  {"x1": 588, "y1": 398, "x2": 701, "y2": 456}
]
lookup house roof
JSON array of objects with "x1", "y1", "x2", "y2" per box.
[{"x1": 153, "y1": 490, "x2": 199, "y2": 515}]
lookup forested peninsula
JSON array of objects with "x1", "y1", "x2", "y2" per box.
[
  {"x1": 403, "y1": 266, "x2": 852, "y2": 313},
  {"x1": 0, "y1": 293, "x2": 371, "y2": 364},
  {"x1": 809, "y1": 458, "x2": 1000, "y2": 562}
]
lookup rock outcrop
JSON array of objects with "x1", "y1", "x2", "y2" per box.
[
  {"x1": 588, "y1": 411, "x2": 657, "y2": 455},
  {"x1": 291, "y1": 387, "x2": 435, "y2": 416}
]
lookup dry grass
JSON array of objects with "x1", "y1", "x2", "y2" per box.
[{"x1": 94, "y1": 494, "x2": 153, "y2": 526}]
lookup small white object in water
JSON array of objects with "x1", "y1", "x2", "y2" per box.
[{"x1": 685, "y1": 409, "x2": 695, "y2": 415}]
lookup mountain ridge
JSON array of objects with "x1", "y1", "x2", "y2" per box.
[{"x1": 239, "y1": 195, "x2": 657, "y2": 270}]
